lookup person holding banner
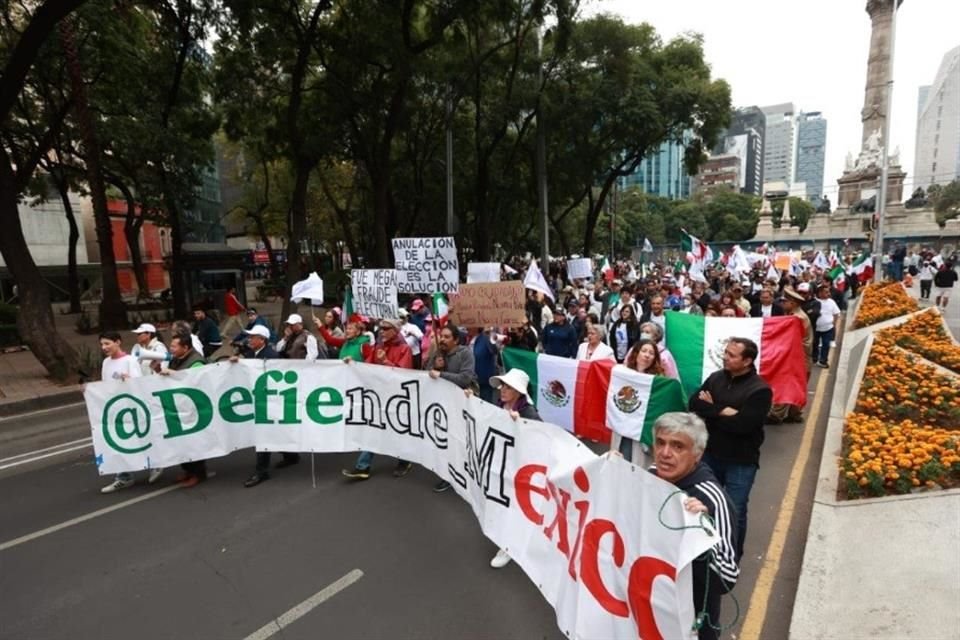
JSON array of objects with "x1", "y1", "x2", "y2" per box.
[
  {"x1": 487, "y1": 369, "x2": 541, "y2": 569},
  {"x1": 342, "y1": 318, "x2": 414, "y2": 481},
  {"x1": 163, "y1": 332, "x2": 211, "y2": 488},
  {"x1": 315, "y1": 318, "x2": 372, "y2": 362},
  {"x1": 650, "y1": 412, "x2": 740, "y2": 640},
  {"x1": 575, "y1": 324, "x2": 614, "y2": 362},
  {"x1": 277, "y1": 314, "x2": 322, "y2": 361},
  {"x1": 98, "y1": 331, "x2": 145, "y2": 494},
  {"x1": 427, "y1": 325, "x2": 477, "y2": 493}
]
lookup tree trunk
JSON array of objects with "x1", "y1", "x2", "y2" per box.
[
  {"x1": 282, "y1": 160, "x2": 310, "y2": 320},
  {"x1": 0, "y1": 161, "x2": 79, "y2": 380},
  {"x1": 165, "y1": 189, "x2": 187, "y2": 318},
  {"x1": 115, "y1": 180, "x2": 149, "y2": 296},
  {"x1": 60, "y1": 19, "x2": 126, "y2": 329},
  {"x1": 582, "y1": 177, "x2": 616, "y2": 256},
  {"x1": 54, "y1": 173, "x2": 82, "y2": 313}
]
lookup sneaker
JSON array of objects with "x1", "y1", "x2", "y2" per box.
[
  {"x1": 147, "y1": 468, "x2": 164, "y2": 484},
  {"x1": 342, "y1": 467, "x2": 371, "y2": 480},
  {"x1": 243, "y1": 473, "x2": 269, "y2": 488},
  {"x1": 817, "y1": 362, "x2": 829, "y2": 369},
  {"x1": 100, "y1": 478, "x2": 135, "y2": 494},
  {"x1": 433, "y1": 480, "x2": 452, "y2": 493},
  {"x1": 392, "y1": 462, "x2": 413, "y2": 478},
  {"x1": 179, "y1": 475, "x2": 201, "y2": 488},
  {"x1": 490, "y1": 549, "x2": 512, "y2": 569}
]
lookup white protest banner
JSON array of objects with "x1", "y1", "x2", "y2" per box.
[
  {"x1": 467, "y1": 262, "x2": 501, "y2": 284},
  {"x1": 86, "y1": 361, "x2": 717, "y2": 639},
  {"x1": 351, "y1": 269, "x2": 398, "y2": 318},
  {"x1": 392, "y1": 237, "x2": 459, "y2": 294},
  {"x1": 449, "y1": 281, "x2": 526, "y2": 328},
  {"x1": 566, "y1": 258, "x2": 593, "y2": 281}
]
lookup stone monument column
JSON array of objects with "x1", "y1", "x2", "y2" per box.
[{"x1": 860, "y1": 0, "x2": 901, "y2": 151}]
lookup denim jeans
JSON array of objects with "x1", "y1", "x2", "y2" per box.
[
  {"x1": 355, "y1": 451, "x2": 408, "y2": 471},
  {"x1": 814, "y1": 327, "x2": 835, "y2": 365},
  {"x1": 702, "y1": 452, "x2": 758, "y2": 560}
]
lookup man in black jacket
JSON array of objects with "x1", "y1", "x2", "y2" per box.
[
  {"x1": 688, "y1": 337, "x2": 772, "y2": 560},
  {"x1": 749, "y1": 288, "x2": 783, "y2": 318},
  {"x1": 651, "y1": 412, "x2": 739, "y2": 640}
]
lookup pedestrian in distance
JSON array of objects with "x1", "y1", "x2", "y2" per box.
[{"x1": 192, "y1": 305, "x2": 223, "y2": 359}]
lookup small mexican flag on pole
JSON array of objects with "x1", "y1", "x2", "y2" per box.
[
  {"x1": 680, "y1": 229, "x2": 708, "y2": 262},
  {"x1": 432, "y1": 292, "x2": 449, "y2": 327},
  {"x1": 600, "y1": 256, "x2": 614, "y2": 282}
]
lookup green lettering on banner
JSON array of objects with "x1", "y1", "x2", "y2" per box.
[
  {"x1": 305, "y1": 387, "x2": 344, "y2": 424},
  {"x1": 220, "y1": 387, "x2": 254, "y2": 422},
  {"x1": 279, "y1": 370, "x2": 300, "y2": 424},
  {"x1": 253, "y1": 370, "x2": 282, "y2": 424},
  {"x1": 154, "y1": 388, "x2": 214, "y2": 439}
]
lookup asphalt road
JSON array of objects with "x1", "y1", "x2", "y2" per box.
[{"x1": 0, "y1": 363, "x2": 834, "y2": 640}]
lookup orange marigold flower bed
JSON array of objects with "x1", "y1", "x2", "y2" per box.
[
  {"x1": 876, "y1": 308, "x2": 960, "y2": 374},
  {"x1": 852, "y1": 281, "x2": 919, "y2": 328},
  {"x1": 841, "y1": 413, "x2": 960, "y2": 498}
]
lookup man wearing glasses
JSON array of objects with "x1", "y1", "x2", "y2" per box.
[{"x1": 342, "y1": 318, "x2": 414, "y2": 480}]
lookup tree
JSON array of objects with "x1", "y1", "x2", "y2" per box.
[
  {"x1": 0, "y1": 0, "x2": 87, "y2": 379},
  {"x1": 930, "y1": 180, "x2": 960, "y2": 226},
  {"x1": 543, "y1": 16, "x2": 730, "y2": 255},
  {"x1": 771, "y1": 196, "x2": 814, "y2": 231},
  {"x1": 702, "y1": 189, "x2": 759, "y2": 241}
]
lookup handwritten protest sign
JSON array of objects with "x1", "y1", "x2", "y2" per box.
[
  {"x1": 449, "y1": 281, "x2": 526, "y2": 328},
  {"x1": 351, "y1": 269, "x2": 399, "y2": 319},
  {"x1": 392, "y1": 237, "x2": 459, "y2": 294},
  {"x1": 566, "y1": 258, "x2": 592, "y2": 281},
  {"x1": 467, "y1": 262, "x2": 501, "y2": 284}
]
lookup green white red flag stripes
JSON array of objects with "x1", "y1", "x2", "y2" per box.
[
  {"x1": 680, "y1": 229, "x2": 708, "y2": 262},
  {"x1": 606, "y1": 365, "x2": 687, "y2": 446},
  {"x1": 664, "y1": 312, "x2": 808, "y2": 407},
  {"x1": 501, "y1": 348, "x2": 687, "y2": 443},
  {"x1": 851, "y1": 250, "x2": 874, "y2": 282}
]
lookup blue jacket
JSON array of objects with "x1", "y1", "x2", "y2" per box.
[
  {"x1": 542, "y1": 321, "x2": 578, "y2": 358},
  {"x1": 473, "y1": 332, "x2": 499, "y2": 386}
]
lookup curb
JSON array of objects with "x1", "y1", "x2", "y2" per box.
[{"x1": 0, "y1": 389, "x2": 84, "y2": 419}]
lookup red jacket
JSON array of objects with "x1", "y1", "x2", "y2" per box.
[{"x1": 364, "y1": 335, "x2": 413, "y2": 369}]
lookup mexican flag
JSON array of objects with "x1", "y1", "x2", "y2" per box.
[
  {"x1": 432, "y1": 293, "x2": 449, "y2": 326},
  {"x1": 851, "y1": 250, "x2": 874, "y2": 282},
  {"x1": 664, "y1": 313, "x2": 808, "y2": 407},
  {"x1": 827, "y1": 264, "x2": 847, "y2": 292},
  {"x1": 600, "y1": 256, "x2": 614, "y2": 282},
  {"x1": 680, "y1": 229, "x2": 708, "y2": 262},
  {"x1": 501, "y1": 348, "x2": 686, "y2": 443}
]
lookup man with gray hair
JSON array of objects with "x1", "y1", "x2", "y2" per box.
[{"x1": 652, "y1": 412, "x2": 739, "y2": 640}]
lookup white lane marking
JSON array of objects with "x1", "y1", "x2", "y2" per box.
[
  {"x1": 0, "y1": 443, "x2": 92, "y2": 470},
  {"x1": 0, "y1": 437, "x2": 92, "y2": 464},
  {"x1": 0, "y1": 402, "x2": 86, "y2": 422},
  {"x1": 0, "y1": 484, "x2": 182, "y2": 552},
  {"x1": 243, "y1": 569, "x2": 365, "y2": 640}
]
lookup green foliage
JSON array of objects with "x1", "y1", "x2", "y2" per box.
[
  {"x1": 929, "y1": 180, "x2": 960, "y2": 226},
  {"x1": 771, "y1": 196, "x2": 815, "y2": 231}
]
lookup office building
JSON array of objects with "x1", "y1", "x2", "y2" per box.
[
  {"x1": 795, "y1": 112, "x2": 828, "y2": 202},
  {"x1": 761, "y1": 103, "x2": 795, "y2": 187},
  {"x1": 914, "y1": 45, "x2": 960, "y2": 188},
  {"x1": 713, "y1": 107, "x2": 765, "y2": 195},
  {"x1": 619, "y1": 133, "x2": 693, "y2": 200},
  {"x1": 692, "y1": 155, "x2": 741, "y2": 192}
]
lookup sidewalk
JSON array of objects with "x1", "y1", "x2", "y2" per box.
[
  {"x1": 789, "y1": 283, "x2": 960, "y2": 640},
  {"x1": 0, "y1": 290, "x2": 300, "y2": 416}
]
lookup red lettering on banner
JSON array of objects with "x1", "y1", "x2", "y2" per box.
[
  {"x1": 627, "y1": 557, "x2": 677, "y2": 640},
  {"x1": 515, "y1": 464, "x2": 549, "y2": 525},
  {"x1": 514, "y1": 462, "x2": 680, "y2": 639},
  {"x1": 580, "y1": 519, "x2": 629, "y2": 616}
]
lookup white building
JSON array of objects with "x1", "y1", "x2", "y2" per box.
[
  {"x1": 914, "y1": 45, "x2": 960, "y2": 188},
  {"x1": 761, "y1": 103, "x2": 796, "y2": 188}
]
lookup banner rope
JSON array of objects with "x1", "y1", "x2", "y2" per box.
[{"x1": 657, "y1": 489, "x2": 742, "y2": 635}]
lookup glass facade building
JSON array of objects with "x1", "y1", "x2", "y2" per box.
[
  {"x1": 794, "y1": 111, "x2": 827, "y2": 202},
  {"x1": 620, "y1": 132, "x2": 693, "y2": 200}
]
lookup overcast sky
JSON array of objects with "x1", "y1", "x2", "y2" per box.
[{"x1": 585, "y1": 0, "x2": 959, "y2": 199}]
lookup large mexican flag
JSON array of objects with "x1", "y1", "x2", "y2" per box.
[
  {"x1": 500, "y1": 348, "x2": 687, "y2": 444},
  {"x1": 664, "y1": 313, "x2": 808, "y2": 407}
]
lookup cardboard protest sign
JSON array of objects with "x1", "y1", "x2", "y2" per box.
[
  {"x1": 449, "y1": 281, "x2": 526, "y2": 328},
  {"x1": 566, "y1": 257, "x2": 593, "y2": 281},
  {"x1": 351, "y1": 269, "x2": 399, "y2": 318},
  {"x1": 774, "y1": 252, "x2": 792, "y2": 271},
  {"x1": 467, "y1": 262, "x2": 501, "y2": 284},
  {"x1": 392, "y1": 237, "x2": 459, "y2": 294}
]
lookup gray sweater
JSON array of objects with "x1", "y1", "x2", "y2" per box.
[{"x1": 425, "y1": 344, "x2": 477, "y2": 389}]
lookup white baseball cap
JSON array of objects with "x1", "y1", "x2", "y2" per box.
[
  {"x1": 285, "y1": 313, "x2": 304, "y2": 325},
  {"x1": 243, "y1": 325, "x2": 271, "y2": 339},
  {"x1": 797, "y1": 282, "x2": 811, "y2": 293},
  {"x1": 132, "y1": 323, "x2": 157, "y2": 334}
]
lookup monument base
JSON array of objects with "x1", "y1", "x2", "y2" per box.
[{"x1": 836, "y1": 164, "x2": 906, "y2": 211}]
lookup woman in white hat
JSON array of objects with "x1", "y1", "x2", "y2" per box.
[{"x1": 487, "y1": 369, "x2": 540, "y2": 569}]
